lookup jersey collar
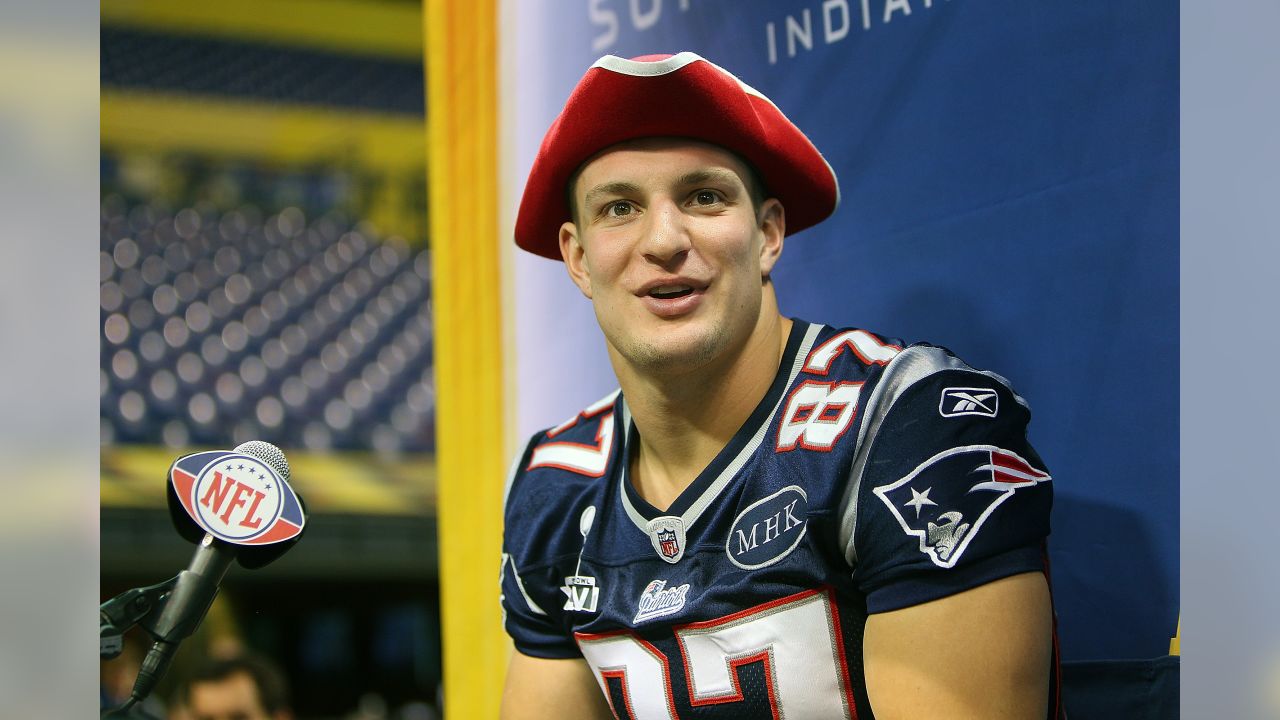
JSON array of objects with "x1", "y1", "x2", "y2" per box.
[{"x1": 617, "y1": 319, "x2": 823, "y2": 535}]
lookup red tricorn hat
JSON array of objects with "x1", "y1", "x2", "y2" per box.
[{"x1": 514, "y1": 52, "x2": 840, "y2": 260}]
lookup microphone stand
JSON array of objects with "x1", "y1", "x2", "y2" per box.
[
  {"x1": 100, "y1": 576, "x2": 177, "y2": 718},
  {"x1": 100, "y1": 577, "x2": 179, "y2": 661},
  {"x1": 100, "y1": 533, "x2": 233, "y2": 717}
]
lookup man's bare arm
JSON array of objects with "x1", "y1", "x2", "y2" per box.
[
  {"x1": 500, "y1": 650, "x2": 613, "y2": 720},
  {"x1": 863, "y1": 571, "x2": 1053, "y2": 719}
]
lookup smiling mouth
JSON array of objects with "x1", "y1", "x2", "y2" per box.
[{"x1": 649, "y1": 285, "x2": 695, "y2": 300}]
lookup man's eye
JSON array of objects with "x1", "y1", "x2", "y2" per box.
[
  {"x1": 606, "y1": 201, "x2": 633, "y2": 217},
  {"x1": 693, "y1": 190, "x2": 721, "y2": 205}
]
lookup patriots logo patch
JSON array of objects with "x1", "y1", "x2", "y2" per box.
[{"x1": 873, "y1": 446, "x2": 1050, "y2": 568}]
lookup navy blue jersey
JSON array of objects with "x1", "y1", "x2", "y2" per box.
[{"x1": 501, "y1": 320, "x2": 1061, "y2": 719}]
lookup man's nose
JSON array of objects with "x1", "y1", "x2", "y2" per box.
[{"x1": 640, "y1": 199, "x2": 691, "y2": 264}]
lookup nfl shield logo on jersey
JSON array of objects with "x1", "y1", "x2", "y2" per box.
[
  {"x1": 873, "y1": 445, "x2": 1050, "y2": 568},
  {"x1": 658, "y1": 529, "x2": 678, "y2": 558},
  {"x1": 647, "y1": 516, "x2": 686, "y2": 564}
]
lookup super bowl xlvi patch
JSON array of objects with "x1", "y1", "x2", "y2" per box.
[
  {"x1": 170, "y1": 450, "x2": 305, "y2": 545},
  {"x1": 725, "y1": 485, "x2": 808, "y2": 570},
  {"x1": 647, "y1": 516, "x2": 687, "y2": 564},
  {"x1": 633, "y1": 579, "x2": 692, "y2": 624},
  {"x1": 872, "y1": 445, "x2": 1050, "y2": 568},
  {"x1": 561, "y1": 575, "x2": 600, "y2": 613},
  {"x1": 939, "y1": 387, "x2": 999, "y2": 418}
]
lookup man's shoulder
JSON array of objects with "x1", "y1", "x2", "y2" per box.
[
  {"x1": 808, "y1": 324, "x2": 1050, "y2": 607},
  {"x1": 800, "y1": 322, "x2": 907, "y2": 377},
  {"x1": 504, "y1": 389, "x2": 621, "y2": 528},
  {"x1": 784, "y1": 321, "x2": 1036, "y2": 491},
  {"x1": 799, "y1": 320, "x2": 1022, "y2": 402}
]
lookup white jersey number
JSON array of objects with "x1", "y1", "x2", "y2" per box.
[
  {"x1": 776, "y1": 381, "x2": 864, "y2": 453},
  {"x1": 576, "y1": 588, "x2": 856, "y2": 719},
  {"x1": 804, "y1": 330, "x2": 900, "y2": 373},
  {"x1": 527, "y1": 412, "x2": 615, "y2": 477}
]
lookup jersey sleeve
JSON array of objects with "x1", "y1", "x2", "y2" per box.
[
  {"x1": 842, "y1": 345, "x2": 1053, "y2": 614},
  {"x1": 499, "y1": 434, "x2": 582, "y2": 659}
]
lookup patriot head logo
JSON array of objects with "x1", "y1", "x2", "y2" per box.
[
  {"x1": 873, "y1": 445, "x2": 1050, "y2": 568},
  {"x1": 170, "y1": 450, "x2": 306, "y2": 545}
]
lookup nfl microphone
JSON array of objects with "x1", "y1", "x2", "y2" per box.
[{"x1": 101, "y1": 440, "x2": 306, "y2": 714}]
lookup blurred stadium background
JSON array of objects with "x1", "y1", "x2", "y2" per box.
[{"x1": 99, "y1": 1, "x2": 443, "y2": 717}]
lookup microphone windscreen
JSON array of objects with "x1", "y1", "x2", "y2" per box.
[
  {"x1": 234, "y1": 440, "x2": 291, "y2": 482},
  {"x1": 233, "y1": 440, "x2": 305, "y2": 569}
]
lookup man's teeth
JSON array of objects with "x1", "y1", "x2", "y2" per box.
[{"x1": 650, "y1": 285, "x2": 693, "y2": 298}]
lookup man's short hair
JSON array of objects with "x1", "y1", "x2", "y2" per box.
[{"x1": 182, "y1": 651, "x2": 290, "y2": 715}]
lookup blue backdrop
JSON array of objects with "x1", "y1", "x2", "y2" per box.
[{"x1": 508, "y1": 0, "x2": 1177, "y2": 663}]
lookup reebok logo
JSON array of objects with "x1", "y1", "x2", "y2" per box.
[{"x1": 939, "y1": 387, "x2": 998, "y2": 418}]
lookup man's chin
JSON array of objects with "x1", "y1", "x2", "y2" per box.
[{"x1": 614, "y1": 324, "x2": 727, "y2": 375}]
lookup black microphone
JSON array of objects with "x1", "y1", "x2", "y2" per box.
[{"x1": 129, "y1": 440, "x2": 306, "y2": 704}]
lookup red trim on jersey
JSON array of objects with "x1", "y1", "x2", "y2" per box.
[
  {"x1": 682, "y1": 587, "x2": 824, "y2": 631},
  {"x1": 546, "y1": 400, "x2": 615, "y2": 439},
  {"x1": 823, "y1": 587, "x2": 860, "y2": 719},
  {"x1": 803, "y1": 330, "x2": 902, "y2": 375},
  {"x1": 818, "y1": 403, "x2": 849, "y2": 423},
  {"x1": 775, "y1": 381, "x2": 862, "y2": 453},
  {"x1": 791, "y1": 403, "x2": 816, "y2": 424},
  {"x1": 575, "y1": 630, "x2": 681, "y2": 720},
  {"x1": 673, "y1": 587, "x2": 856, "y2": 718},
  {"x1": 598, "y1": 668, "x2": 635, "y2": 720},
  {"x1": 681, "y1": 648, "x2": 781, "y2": 717},
  {"x1": 528, "y1": 410, "x2": 616, "y2": 477}
]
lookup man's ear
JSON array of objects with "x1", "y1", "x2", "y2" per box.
[
  {"x1": 758, "y1": 198, "x2": 785, "y2": 277},
  {"x1": 559, "y1": 221, "x2": 594, "y2": 299}
]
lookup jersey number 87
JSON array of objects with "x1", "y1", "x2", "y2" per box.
[{"x1": 576, "y1": 587, "x2": 856, "y2": 719}]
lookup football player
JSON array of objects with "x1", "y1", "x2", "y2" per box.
[{"x1": 499, "y1": 52, "x2": 1061, "y2": 719}]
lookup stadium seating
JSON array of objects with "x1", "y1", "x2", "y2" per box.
[
  {"x1": 100, "y1": 195, "x2": 435, "y2": 454},
  {"x1": 101, "y1": 27, "x2": 425, "y2": 115}
]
